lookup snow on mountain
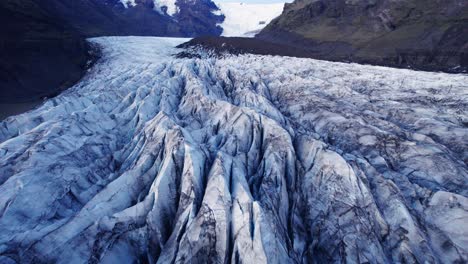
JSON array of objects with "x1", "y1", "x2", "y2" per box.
[
  {"x1": 0, "y1": 37, "x2": 467, "y2": 263},
  {"x1": 119, "y1": 0, "x2": 136, "y2": 8},
  {"x1": 216, "y1": 2, "x2": 284, "y2": 37},
  {"x1": 154, "y1": 0, "x2": 179, "y2": 15},
  {"x1": 120, "y1": 0, "x2": 178, "y2": 15}
]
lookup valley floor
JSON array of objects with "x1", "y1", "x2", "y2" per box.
[{"x1": 0, "y1": 37, "x2": 467, "y2": 263}]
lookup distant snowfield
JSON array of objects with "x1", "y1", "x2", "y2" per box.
[
  {"x1": 216, "y1": 2, "x2": 285, "y2": 37},
  {"x1": 0, "y1": 37, "x2": 467, "y2": 263}
]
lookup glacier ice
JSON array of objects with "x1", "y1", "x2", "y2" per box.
[
  {"x1": 0, "y1": 36, "x2": 467, "y2": 263},
  {"x1": 215, "y1": 2, "x2": 285, "y2": 37}
]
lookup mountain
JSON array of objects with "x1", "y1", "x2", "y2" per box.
[
  {"x1": 215, "y1": 2, "x2": 284, "y2": 37},
  {"x1": 258, "y1": 0, "x2": 468, "y2": 72},
  {"x1": 174, "y1": 0, "x2": 225, "y2": 37},
  {"x1": 35, "y1": 0, "x2": 181, "y2": 37},
  {"x1": 28, "y1": 0, "x2": 224, "y2": 37},
  {"x1": 0, "y1": 36, "x2": 467, "y2": 263}
]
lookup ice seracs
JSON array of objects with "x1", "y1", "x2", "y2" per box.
[{"x1": 0, "y1": 36, "x2": 467, "y2": 263}]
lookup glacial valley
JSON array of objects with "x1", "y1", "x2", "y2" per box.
[{"x1": 0, "y1": 37, "x2": 467, "y2": 263}]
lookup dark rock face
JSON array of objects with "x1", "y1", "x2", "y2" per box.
[
  {"x1": 0, "y1": 0, "x2": 92, "y2": 105},
  {"x1": 175, "y1": 0, "x2": 225, "y2": 37},
  {"x1": 27, "y1": 0, "x2": 180, "y2": 37},
  {"x1": 258, "y1": 0, "x2": 468, "y2": 72},
  {"x1": 32, "y1": 0, "x2": 224, "y2": 38}
]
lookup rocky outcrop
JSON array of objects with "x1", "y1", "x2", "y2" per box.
[
  {"x1": 175, "y1": 0, "x2": 224, "y2": 37},
  {"x1": 258, "y1": 0, "x2": 468, "y2": 72},
  {"x1": 0, "y1": 37, "x2": 466, "y2": 263},
  {"x1": 25, "y1": 0, "x2": 223, "y2": 37}
]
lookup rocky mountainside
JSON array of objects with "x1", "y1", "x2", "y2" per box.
[
  {"x1": 258, "y1": 0, "x2": 468, "y2": 72},
  {"x1": 0, "y1": 0, "x2": 92, "y2": 104},
  {"x1": 174, "y1": 0, "x2": 224, "y2": 37},
  {"x1": 22, "y1": 0, "x2": 224, "y2": 37},
  {"x1": 0, "y1": 37, "x2": 466, "y2": 263},
  {"x1": 36, "y1": 0, "x2": 181, "y2": 37}
]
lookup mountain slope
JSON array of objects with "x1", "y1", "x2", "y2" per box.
[
  {"x1": 0, "y1": 0, "x2": 91, "y2": 104},
  {"x1": 258, "y1": 0, "x2": 468, "y2": 72},
  {"x1": 33, "y1": 0, "x2": 224, "y2": 37},
  {"x1": 37, "y1": 0, "x2": 181, "y2": 37},
  {"x1": 0, "y1": 37, "x2": 467, "y2": 263},
  {"x1": 174, "y1": 0, "x2": 224, "y2": 37}
]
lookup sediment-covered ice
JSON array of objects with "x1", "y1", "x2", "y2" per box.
[{"x1": 0, "y1": 36, "x2": 467, "y2": 263}]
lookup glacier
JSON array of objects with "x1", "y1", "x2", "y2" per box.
[
  {"x1": 0, "y1": 36, "x2": 467, "y2": 263},
  {"x1": 215, "y1": 2, "x2": 285, "y2": 37}
]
